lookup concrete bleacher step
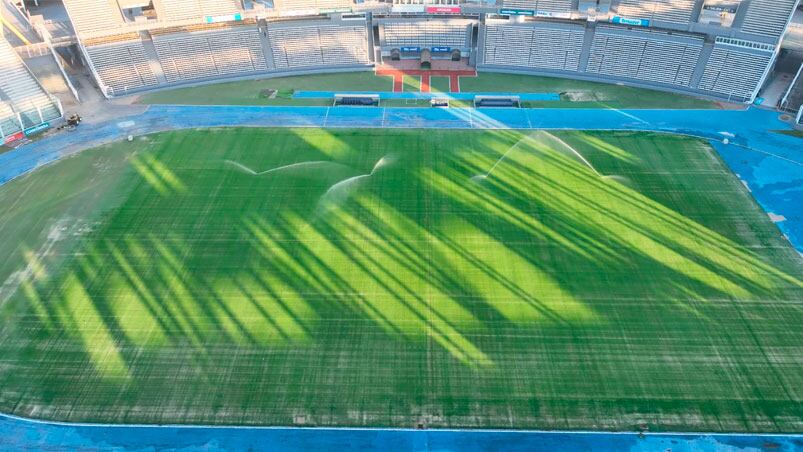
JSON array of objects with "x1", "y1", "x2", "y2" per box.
[
  {"x1": 139, "y1": 31, "x2": 168, "y2": 85},
  {"x1": 691, "y1": 41, "x2": 715, "y2": 89},
  {"x1": 577, "y1": 23, "x2": 595, "y2": 73}
]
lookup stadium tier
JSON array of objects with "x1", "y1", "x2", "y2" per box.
[
  {"x1": 0, "y1": 37, "x2": 62, "y2": 139},
  {"x1": 780, "y1": 62, "x2": 803, "y2": 114},
  {"x1": 58, "y1": 0, "x2": 800, "y2": 102}
]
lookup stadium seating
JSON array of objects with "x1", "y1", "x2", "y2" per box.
[
  {"x1": 699, "y1": 40, "x2": 773, "y2": 101},
  {"x1": 382, "y1": 21, "x2": 469, "y2": 48},
  {"x1": 615, "y1": 0, "x2": 696, "y2": 25},
  {"x1": 153, "y1": 27, "x2": 269, "y2": 82},
  {"x1": 0, "y1": 38, "x2": 61, "y2": 130},
  {"x1": 62, "y1": 0, "x2": 124, "y2": 35},
  {"x1": 0, "y1": 99, "x2": 21, "y2": 138},
  {"x1": 59, "y1": 0, "x2": 797, "y2": 104},
  {"x1": 85, "y1": 37, "x2": 160, "y2": 95},
  {"x1": 500, "y1": 0, "x2": 572, "y2": 15},
  {"x1": 587, "y1": 26, "x2": 703, "y2": 87},
  {"x1": 780, "y1": 64, "x2": 803, "y2": 113},
  {"x1": 740, "y1": 0, "x2": 797, "y2": 40},
  {"x1": 484, "y1": 23, "x2": 584, "y2": 72},
  {"x1": 158, "y1": 0, "x2": 242, "y2": 22},
  {"x1": 269, "y1": 24, "x2": 369, "y2": 69}
]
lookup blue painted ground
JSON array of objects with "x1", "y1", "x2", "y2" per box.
[
  {"x1": 3, "y1": 105, "x2": 800, "y2": 251},
  {"x1": 1, "y1": 414, "x2": 801, "y2": 451},
  {"x1": 293, "y1": 90, "x2": 561, "y2": 101}
]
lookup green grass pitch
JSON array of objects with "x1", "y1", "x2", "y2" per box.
[
  {"x1": 137, "y1": 71, "x2": 719, "y2": 109},
  {"x1": 0, "y1": 128, "x2": 801, "y2": 431}
]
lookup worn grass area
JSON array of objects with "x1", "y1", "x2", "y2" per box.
[
  {"x1": 462, "y1": 73, "x2": 720, "y2": 109},
  {"x1": 138, "y1": 72, "x2": 393, "y2": 105},
  {"x1": 0, "y1": 128, "x2": 801, "y2": 431}
]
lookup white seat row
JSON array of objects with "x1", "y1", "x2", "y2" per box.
[
  {"x1": 0, "y1": 99, "x2": 21, "y2": 137},
  {"x1": 0, "y1": 37, "x2": 61, "y2": 129},
  {"x1": 382, "y1": 21, "x2": 468, "y2": 48},
  {"x1": 157, "y1": 0, "x2": 242, "y2": 22},
  {"x1": 154, "y1": 28, "x2": 268, "y2": 82},
  {"x1": 699, "y1": 45, "x2": 772, "y2": 101},
  {"x1": 615, "y1": 0, "x2": 696, "y2": 25},
  {"x1": 269, "y1": 25, "x2": 368, "y2": 69},
  {"x1": 587, "y1": 28, "x2": 702, "y2": 87},
  {"x1": 500, "y1": 0, "x2": 572, "y2": 14},
  {"x1": 63, "y1": 0, "x2": 124, "y2": 35},
  {"x1": 85, "y1": 39, "x2": 160, "y2": 94},
  {"x1": 484, "y1": 24, "x2": 584, "y2": 72},
  {"x1": 740, "y1": 0, "x2": 797, "y2": 40}
]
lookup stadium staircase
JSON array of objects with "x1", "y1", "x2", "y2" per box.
[
  {"x1": 138, "y1": 31, "x2": 169, "y2": 85},
  {"x1": 0, "y1": 37, "x2": 62, "y2": 138},
  {"x1": 780, "y1": 64, "x2": 803, "y2": 114},
  {"x1": 690, "y1": 41, "x2": 715, "y2": 88}
]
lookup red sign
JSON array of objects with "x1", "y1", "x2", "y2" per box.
[
  {"x1": 4, "y1": 131, "x2": 24, "y2": 145},
  {"x1": 426, "y1": 6, "x2": 460, "y2": 13}
]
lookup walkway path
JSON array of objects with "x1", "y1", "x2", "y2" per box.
[
  {"x1": 2, "y1": 105, "x2": 801, "y2": 252},
  {"x1": 1, "y1": 413, "x2": 800, "y2": 451}
]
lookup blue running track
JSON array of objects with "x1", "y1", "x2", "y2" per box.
[{"x1": 1, "y1": 414, "x2": 801, "y2": 451}]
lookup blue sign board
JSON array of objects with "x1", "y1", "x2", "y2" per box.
[
  {"x1": 23, "y1": 122, "x2": 49, "y2": 137},
  {"x1": 205, "y1": 12, "x2": 242, "y2": 23},
  {"x1": 400, "y1": 46, "x2": 420, "y2": 52},
  {"x1": 499, "y1": 8, "x2": 534, "y2": 16},
  {"x1": 611, "y1": 16, "x2": 650, "y2": 27},
  {"x1": 432, "y1": 46, "x2": 451, "y2": 52}
]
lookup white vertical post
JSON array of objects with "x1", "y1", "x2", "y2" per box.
[{"x1": 36, "y1": 105, "x2": 43, "y2": 123}]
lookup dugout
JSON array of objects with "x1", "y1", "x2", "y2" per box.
[
  {"x1": 474, "y1": 95, "x2": 520, "y2": 107},
  {"x1": 334, "y1": 94, "x2": 380, "y2": 106},
  {"x1": 431, "y1": 98, "x2": 449, "y2": 107}
]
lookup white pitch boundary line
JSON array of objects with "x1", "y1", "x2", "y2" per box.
[{"x1": 1, "y1": 412, "x2": 801, "y2": 438}]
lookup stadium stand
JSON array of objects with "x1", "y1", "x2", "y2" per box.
[
  {"x1": 780, "y1": 63, "x2": 803, "y2": 113},
  {"x1": 500, "y1": 0, "x2": 573, "y2": 15},
  {"x1": 84, "y1": 35, "x2": 160, "y2": 95},
  {"x1": 269, "y1": 24, "x2": 369, "y2": 69},
  {"x1": 740, "y1": 0, "x2": 798, "y2": 40},
  {"x1": 586, "y1": 26, "x2": 703, "y2": 87},
  {"x1": 62, "y1": 0, "x2": 125, "y2": 35},
  {"x1": 0, "y1": 99, "x2": 22, "y2": 138},
  {"x1": 274, "y1": 0, "x2": 351, "y2": 13},
  {"x1": 699, "y1": 38, "x2": 774, "y2": 101},
  {"x1": 153, "y1": 26, "x2": 269, "y2": 82},
  {"x1": 382, "y1": 20, "x2": 469, "y2": 48},
  {"x1": 157, "y1": 0, "x2": 242, "y2": 22},
  {"x1": 484, "y1": 23, "x2": 584, "y2": 72},
  {"x1": 615, "y1": 0, "x2": 696, "y2": 25},
  {"x1": 0, "y1": 37, "x2": 62, "y2": 131},
  {"x1": 57, "y1": 0, "x2": 798, "y2": 104}
]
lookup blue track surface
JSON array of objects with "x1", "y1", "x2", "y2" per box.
[
  {"x1": 293, "y1": 90, "x2": 561, "y2": 101},
  {"x1": 3, "y1": 105, "x2": 801, "y2": 251},
  {"x1": 1, "y1": 414, "x2": 801, "y2": 451}
]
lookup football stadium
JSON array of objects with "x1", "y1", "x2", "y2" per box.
[{"x1": 0, "y1": 0, "x2": 802, "y2": 449}]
